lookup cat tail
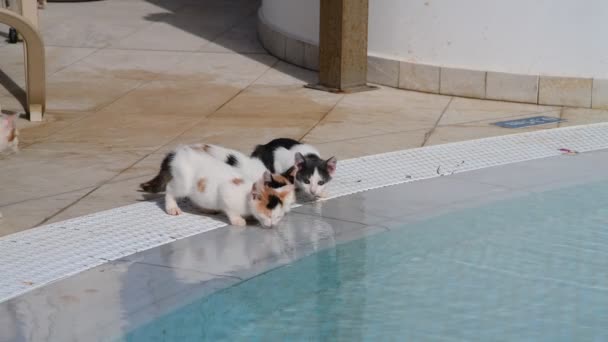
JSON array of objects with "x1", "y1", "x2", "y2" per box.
[{"x1": 140, "y1": 152, "x2": 175, "y2": 193}]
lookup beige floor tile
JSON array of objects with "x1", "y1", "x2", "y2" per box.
[
  {"x1": 158, "y1": 2, "x2": 255, "y2": 33},
  {"x1": 439, "y1": 97, "x2": 559, "y2": 126},
  {"x1": 39, "y1": 0, "x2": 165, "y2": 47},
  {"x1": 111, "y1": 22, "x2": 216, "y2": 51},
  {"x1": 304, "y1": 87, "x2": 451, "y2": 144},
  {"x1": 41, "y1": 18, "x2": 152, "y2": 48},
  {"x1": 98, "y1": 80, "x2": 241, "y2": 118},
  {"x1": 0, "y1": 24, "x2": 7, "y2": 47},
  {"x1": 45, "y1": 46, "x2": 99, "y2": 74},
  {"x1": 163, "y1": 116, "x2": 318, "y2": 154},
  {"x1": 0, "y1": 93, "x2": 25, "y2": 113},
  {"x1": 0, "y1": 149, "x2": 143, "y2": 206},
  {"x1": 425, "y1": 121, "x2": 559, "y2": 146},
  {"x1": 0, "y1": 45, "x2": 95, "y2": 80},
  {"x1": 5, "y1": 0, "x2": 606, "y2": 239},
  {"x1": 46, "y1": 74, "x2": 143, "y2": 113},
  {"x1": 112, "y1": 153, "x2": 168, "y2": 183},
  {"x1": 200, "y1": 15, "x2": 266, "y2": 54},
  {"x1": 41, "y1": 0, "x2": 173, "y2": 24},
  {"x1": 159, "y1": 52, "x2": 276, "y2": 87},
  {"x1": 311, "y1": 129, "x2": 428, "y2": 160},
  {"x1": 559, "y1": 108, "x2": 608, "y2": 127},
  {"x1": 16, "y1": 112, "x2": 92, "y2": 145},
  {"x1": 47, "y1": 176, "x2": 158, "y2": 225},
  {"x1": 213, "y1": 84, "x2": 342, "y2": 121},
  {"x1": 45, "y1": 52, "x2": 166, "y2": 112},
  {"x1": 253, "y1": 61, "x2": 319, "y2": 86},
  {"x1": 35, "y1": 110, "x2": 199, "y2": 151},
  {"x1": 0, "y1": 45, "x2": 27, "y2": 90},
  {"x1": 0, "y1": 187, "x2": 94, "y2": 237},
  {"x1": 58, "y1": 49, "x2": 189, "y2": 81}
]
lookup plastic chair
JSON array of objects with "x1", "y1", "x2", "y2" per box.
[{"x1": 0, "y1": 5, "x2": 46, "y2": 121}]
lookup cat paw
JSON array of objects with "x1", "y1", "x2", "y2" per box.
[
  {"x1": 166, "y1": 206, "x2": 182, "y2": 216},
  {"x1": 229, "y1": 216, "x2": 247, "y2": 226}
]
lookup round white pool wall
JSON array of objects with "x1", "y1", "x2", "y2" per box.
[{"x1": 260, "y1": 0, "x2": 608, "y2": 79}]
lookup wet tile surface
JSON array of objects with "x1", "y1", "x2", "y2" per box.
[{"x1": 2, "y1": 151, "x2": 607, "y2": 341}]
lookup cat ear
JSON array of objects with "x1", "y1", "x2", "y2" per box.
[
  {"x1": 294, "y1": 153, "x2": 305, "y2": 171},
  {"x1": 325, "y1": 157, "x2": 337, "y2": 175},
  {"x1": 251, "y1": 182, "x2": 261, "y2": 200},
  {"x1": 263, "y1": 170, "x2": 272, "y2": 183}
]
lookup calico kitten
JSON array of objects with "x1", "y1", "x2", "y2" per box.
[
  {"x1": 140, "y1": 143, "x2": 296, "y2": 196},
  {"x1": 0, "y1": 112, "x2": 19, "y2": 155},
  {"x1": 251, "y1": 138, "x2": 337, "y2": 198},
  {"x1": 0, "y1": 111, "x2": 19, "y2": 220},
  {"x1": 141, "y1": 145, "x2": 294, "y2": 227},
  {"x1": 201, "y1": 143, "x2": 297, "y2": 210}
]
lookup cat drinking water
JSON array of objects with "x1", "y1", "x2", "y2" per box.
[{"x1": 141, "y1": 144, "x2": 295, "y2": 228}]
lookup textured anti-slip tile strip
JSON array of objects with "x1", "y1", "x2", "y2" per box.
[
  {"x1": 2, "y1": 123, "x2": 608, "y2": 302},
  {"x1": 327, "y1": 123, "x2": 608, "y2": 200}
]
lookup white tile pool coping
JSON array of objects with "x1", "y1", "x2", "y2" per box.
[{"x1": 2, "y1": 122, "x2": 608, "y2": 303}]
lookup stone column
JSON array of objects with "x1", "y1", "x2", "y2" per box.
[{"x1": 308, "y1": 0, "x2": 376, "y2": 93}]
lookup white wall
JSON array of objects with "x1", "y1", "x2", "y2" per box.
[
  {"x1": 261, "y1": 0, "x2": 319, "y2": 44},
  {"x1": 261, "y1": 0, "x2": 608, "y2": 79}
]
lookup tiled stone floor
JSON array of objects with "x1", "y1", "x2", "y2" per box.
[{"x1": 1, "y1": 0, "x2": 607, "y2": 236}]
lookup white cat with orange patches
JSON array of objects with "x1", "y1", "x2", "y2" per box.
[
  {"x1": 0, "y1": 112, "x2": 18, "y2": 155},
  {"x1": 141, "y1": 144, "x2": 294, "y2": 228},
  {"x1": 202, "y1": 144, "x2": 297, "y2": 210},
  {"x1": 0, "y1": 112, "x2": 19, "y2": 219}
]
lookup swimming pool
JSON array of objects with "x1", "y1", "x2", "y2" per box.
[
  {"x1": 119, "y1": 177, "x2": 608, "y2": 341},
  {"x1": 2, "y1": 148, "x2": 608, "y2": 342}
]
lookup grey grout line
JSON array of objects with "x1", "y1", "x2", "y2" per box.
[
  {"x1": 298, "y1": 94, "x2": 347, "y2": 142},
  {"x1": 23, "y1": 112, "x2": 95, "y2": 147},
  {"x1": 203, "y1": 59, "x2": 280, "y2": 120},
  {"x1": 34, "y1": 154, "x2": 152, "y2": 226},
  {"x1": 2, "y1": 122, "x2": 608, "y2": 302},
  {"x1": 14, "y1": 103, "x2": 568, "y2": 222},
  {"x1": 557, "y1": 106, "x2": 565, "y2": 128},
  {"x1": 35, "y1": 57, "x2": 284, "y2": 225},
  {"x1": 0, "y1": 185, "x2": 96, "y2": 209},
  {"x1": 18, "y1": 44, "x2": 281, "y2": 227},
  {"x1": 47, "y1": 48, "x2": 100, "y2": 78},
  {"x1": 32, "y1": 75, "x2": 179, "y2": 226},
  {"x1": 422, "y1": 97, "x2": 453, "y2": 147}
]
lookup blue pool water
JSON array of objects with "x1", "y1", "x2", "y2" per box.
[{"x1": 121, "y1": 180, "x2": 608, "y2": 341}]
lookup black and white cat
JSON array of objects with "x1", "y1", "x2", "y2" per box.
[
  {"x1": 189, "y1": 138, "x2": 337, "y2": 199},
  {"x1": 251, "y1": 138, "x2": 336, "y2": 198},
  {"x1": 252, "y1": 138, "x2": 337, "y2": 198}
]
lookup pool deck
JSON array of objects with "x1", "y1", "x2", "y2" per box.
[
  {"x1": 1, "y1": 147, "x2": 607, "y2": 341},
  {"x1": 2, "y1": 0, "x2": 608, "y2": 237},
  {"x1": 2, "y1": 1, "x2": 608, "y2": 339}
]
